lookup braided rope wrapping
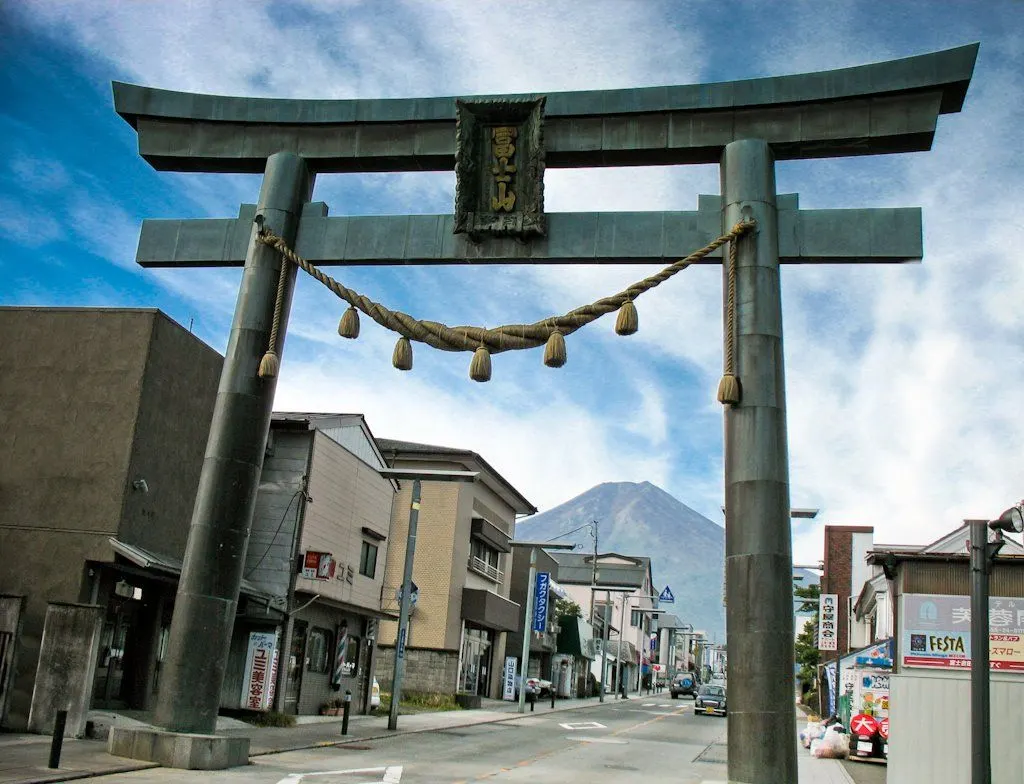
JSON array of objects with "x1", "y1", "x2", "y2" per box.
[{"x1": 255, "y1": 220, "x2": 756, "y2": 366}]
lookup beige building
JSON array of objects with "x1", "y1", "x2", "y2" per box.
[
  {"x1": 550, "y1": 552, "x2": 655, "y2": 692},
  {"x1": 375, "y1": 440, "x2": 535, "y2": 700}
]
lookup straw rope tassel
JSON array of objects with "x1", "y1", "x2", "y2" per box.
[
  {"x1": 254, "y1": 220, "x2": 756, "y2": 379},
  {"x1": 258, "y1": 255, "x2": 290, "y2": 379},
  {"x1": 716, "y1": 232, "x2": 742, "y2": 406}
]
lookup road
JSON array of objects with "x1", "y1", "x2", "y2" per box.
[{"x1": 88, "y1": 699, "x2": 728, "y2": 783}]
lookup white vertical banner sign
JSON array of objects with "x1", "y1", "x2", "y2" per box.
[
  {"x1": 818, "y1": 594, "x2": 838, "y2": 651},
  {"x1": 241, "y1": 631, "x2": 278, "y2": 710},
  {"x1": 503, "y1": 656, "x2": 517, "y2": 701}
]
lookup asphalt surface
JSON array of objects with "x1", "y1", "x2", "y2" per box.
[{"x1": 85, "y1": 698, "x2": 728, "y2": 783}]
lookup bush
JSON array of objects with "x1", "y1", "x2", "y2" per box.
[
  {"x1": 245, "y1": 711, "x2": 296, "y2": 727},
  {"x1": 378, "y1": 690, "x2": 462, "y2": 714}
]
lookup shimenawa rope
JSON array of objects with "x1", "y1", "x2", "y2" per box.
[{"x1": 255, "y1": 218, "x2": 755, "y2": 397}]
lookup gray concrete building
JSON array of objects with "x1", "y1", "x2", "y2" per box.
[
  {"x1": 0, "y1": 309, "x2": 401, "y2": 729},
  {"x1": 0, "y1": 307, "x2": 222, "y2": 731},
  {"x1": 232, "y1": 413, "x2": 398, "y2": 716}
]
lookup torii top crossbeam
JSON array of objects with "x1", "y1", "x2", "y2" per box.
[
  {"x1": 113, "y1": 43, "x2": 977, "y2": 173},
  {"x1": 113, "y1": 44, "x2": 977, "y2": 784}
]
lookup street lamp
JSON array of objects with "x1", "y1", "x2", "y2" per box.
[
  {"x1": 378, "y1": 468, "x2": 479, "y2": 732},
  {"x1": 614, "y1": 593, "x2": 660, "y2": 699},
  {"x1": 511, "y1": 540, "x2": 576, "y2": 714},
  {"x1": 969, "y1": 503, "x2": 1024, "y2": 784}
]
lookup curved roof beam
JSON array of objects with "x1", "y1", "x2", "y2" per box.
[{"x1": 113, "y1": 43, "x2": 978, "y2": 174}]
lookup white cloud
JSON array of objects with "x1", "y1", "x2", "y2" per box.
[{"x1": 9, "y1": 0, "x2": 1024, "y2": 565}]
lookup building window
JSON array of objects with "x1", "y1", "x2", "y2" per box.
[
  {"x1": 631, "y1": 609, "x2": 643, "y2": 627},
  {"x1": 360, "y1": 541, "x2": 378, "y2": 578},
  {"x1": 469, "y1": 539, "x2": 503, "y2": 582},
  {"x1": 307, "y1": 627, "x2": 332, "y2": 673}
]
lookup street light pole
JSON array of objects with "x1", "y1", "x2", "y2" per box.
[
  {"x1": 518, "y1": 548, "x2": 537, "y2": 714},
  {"x1": 615, "y1": 594, "x2": 627, "y2": 699},
  {"x1": 969, "y1": 505, "x2": 1024, "y2": 784},
  {"x1": 600, "y1": 594, "x2": 611, "y2": 703},
  {"x1": 378, "y1": 467, "x2": 478, "y2": 732},
  {"x1": 388, "y1": 479, "x2": 420, "y2": 732}
]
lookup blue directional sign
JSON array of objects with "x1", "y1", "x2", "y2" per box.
[
  {"x1": 396, "y1": 581, "x2": 419, "y2": 606},
  {"x1": 659, "y1": 585, "x2": 675, "y2": 604},
  {"x1": 533, "y1": 572, "x2": 551, "y2": 632}
]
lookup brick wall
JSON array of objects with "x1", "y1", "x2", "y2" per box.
[
  {"x1": 378, "y1": 482, "x2": 460, "y2": 650},
  {"x1": 821, "y1": 525, "x2": 873, "y2": 660}
]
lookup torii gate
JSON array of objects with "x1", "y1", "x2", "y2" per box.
[{"x1": 111, "y1": 44, "x2": 976, "y2": 781}]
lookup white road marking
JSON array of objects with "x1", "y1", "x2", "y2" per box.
[
  {"x1": 559, "y1": 721, "x2": 607, "y2": 730},
  {"x1": 565, "y1": 736, "x2": 629, "y2": 744},
  {"x1": 643, "y1": 702, "x2": 656, "y2": 706},
  {"x1": 274, "y1": 766, "x2": 403, "y2": 784}
]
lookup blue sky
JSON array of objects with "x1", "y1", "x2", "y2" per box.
[{"x1": 2, "y1": 1, "x2": 1022, "y2": 563}]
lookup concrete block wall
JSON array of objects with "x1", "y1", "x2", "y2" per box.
[{"x1": 375, "y1": 646, "x2": 459, "y2": 695}]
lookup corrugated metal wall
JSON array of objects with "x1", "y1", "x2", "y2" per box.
[
  {"x1": 903, "y1": 560, "x2": 1024, "y2": 596},
  {"x1": 890, "y1": 673, "x2": 1024, "y2": 784}
]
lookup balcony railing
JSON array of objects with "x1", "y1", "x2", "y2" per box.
[{"x1": 468, "y1": 555, "x2": 503, "y2": 583}]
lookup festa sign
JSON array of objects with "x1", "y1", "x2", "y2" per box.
[{"x1": 902, "y1": 593, "x2": 1024, "y2": 671}]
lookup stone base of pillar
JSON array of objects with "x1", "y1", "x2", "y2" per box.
[{"x1": 108, "y1": 727, "x2": 249, "y2": 770}]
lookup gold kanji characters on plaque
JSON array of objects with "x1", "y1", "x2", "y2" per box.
[{"x1": 490, "y1": 125, "x2": 517, "y2": 212}]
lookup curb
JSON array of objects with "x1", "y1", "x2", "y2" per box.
[
  {"x1": 7, "y1": 762, "x2": 159, "y2": 784},
  {"x1": 249, "y1": 698, "x2": 613, "y2": 756}
]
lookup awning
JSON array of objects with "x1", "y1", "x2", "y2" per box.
[
  {"x1": 470, "y1": 518, "x2": 511, "y2": 553},
  {"x1": 108, "y1": 538, "x2": 273, "y2": 602},
  {"x1": 461, "y1": 588, "x2": 520, "y2": 632},
  {"x1": 557, "y1": 616, "x2": 596, "y2": 659}
]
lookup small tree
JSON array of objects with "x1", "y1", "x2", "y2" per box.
[
  {"x1": 793, "y1": 581, "x2": 821, "y2": 695},
  {"x1": 554, "y1": 597, "x2": 582, "y2": 621}
]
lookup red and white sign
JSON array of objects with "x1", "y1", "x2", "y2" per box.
[
  {"x1": 878, "y1": 717, "x2": 889, "y2": 740},
  {"x1": 302, "y1": 551, "x2": 335, "y2": 580},
  {"x1": 241, "y1": 631, "x2": 278, "y2": 710},
  {"x1": 850, "y1": 714, "x2": 879, "y2": 737}
]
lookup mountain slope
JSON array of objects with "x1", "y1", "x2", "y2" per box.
[{"x1": 516, "y1": 481, "x2": 725, "y2": 639}]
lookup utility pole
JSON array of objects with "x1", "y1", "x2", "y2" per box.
[
  {"x1": 969, "y1": 506, "x2": 1024, "y2": 784},
  {"x1": 517, "y1": 548, "x2": 537, "y2": 714},
  {"x1": 589, "y1": 521, "x2": 599, "y2": 627},
  {"x1": 388, "y1": 479, "x2": 420, "y2": 732}
]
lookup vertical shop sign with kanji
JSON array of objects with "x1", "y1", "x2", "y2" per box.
[{"x1": 818, "y1": 594, "x2": 838, "y2": 651}]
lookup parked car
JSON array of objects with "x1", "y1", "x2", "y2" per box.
[
  {"x1": 514, "y1": 676, "x2": 552, "y2": 699},
  {"x1": 694, "y1": 684, "x2": 727, "y2": 716},
  {"x1": 670, "y1": 672, "x2": 698, "y2": 699}
]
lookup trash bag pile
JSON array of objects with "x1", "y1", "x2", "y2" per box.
[{"x1": 800, "y1": 715, "x2": 850, "y2": 759}]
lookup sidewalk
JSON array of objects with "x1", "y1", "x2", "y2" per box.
[
  {"x1": 794, "y1": 709, "x2": 858, "y2": 784},
  {"x1": 0, "y1": 692, "x2": 610, "y2": 784}
]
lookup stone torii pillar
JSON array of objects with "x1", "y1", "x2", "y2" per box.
[{"x1": 112, "y1": 44, "x2": 976, "y2": 780}]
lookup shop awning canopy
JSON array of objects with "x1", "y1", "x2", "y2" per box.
[
  {"x1": 462, "y1": 588, "x2": 520, "y2": 632},
  {"x1": 108, "y1": 538, "x2": 273, "y2": 601}
]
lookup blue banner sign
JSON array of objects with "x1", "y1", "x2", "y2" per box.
[{"x1": 533, "y1": 572, "x2": 551, "y2": 632}]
